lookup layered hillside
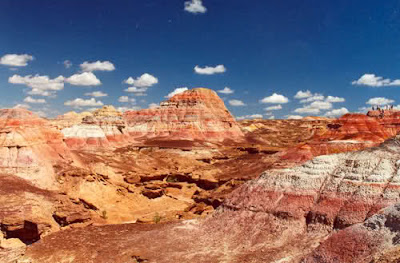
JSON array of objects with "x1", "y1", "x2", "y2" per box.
[
  {"x1": 0, "y1": 109, "x2": 73, "y2": 189},
  {"x1": 282, "y1": 111, "x2": 400, "y2": 163},
  {"x1": 124, "y1": 88, "x2": 244, "y2": 145},
  {"x1": 20, "y1": 135, "x2": 400, "y2": 263}
]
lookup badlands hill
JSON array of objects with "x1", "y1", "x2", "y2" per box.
[{"x1": 2, "y1": 88, "x2": 400, "y2": 262}]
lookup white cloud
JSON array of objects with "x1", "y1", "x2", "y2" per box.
[
  {"x1": 229, "y1": 99, "x2": 246, "y2": 106},
  {"x1": 117, "y1": 106, "x2": 141, "y2": 112},
  {"x1": 124, "y1": 87, "x2": 148, "y2": 93},
  {"x1": 0, "y1": 54, "x2": 33, "y2": 67},
  {"x1": 167, "y1": 87, "x2": 188, "y2": 98},
  {"x1": 268, "y1": 115, "x2": 275, "y2": 120},
  {"x1": 236, "y1": 114, "x2": 263, "y2": 120},
  {"x1": 84, "y1": 91, "x2": 108, "y2": 97},
  {"x1": 264, "y1": 104, "x2": 282, "y2": 111},
  {"x1": 260, "y1": 93, "x2": 289, "y2": 104},
  {"x1": 66, "y1": 72, "x2": 101, "y2": 86},
  {"x1": 118, "y1": 96, "x2": 136, "y2": 103},
  {"x1": 366, "y1": 97, "x2": 395, "y2": 105},
  {"x1": 184, "y1": 0, "x2": 207, "y2": 14},
  {"x1": 324, "y1": 107, "x2": 349, "y2": 117},
  {"x1": 194, "y1": 65, "x2": 226, "y2": 75},
  {"x1": 352, "y1": 73, "x2": 400, "y2": 87},
  {"x1": 294, "y1": 106, "x2": 320, "y2": 114},
  {"x1": 9, "y1": 74, "x2": 64, "y2": 96},
  {"x1": 124, "y1": 73, "x2": 158, "y2": 88},
  {"x1": 64, "y1": 98, "x2": 104, "y2": 108},
  {"x1": 286, "y1": 115, "x2": 303, "y2": 120},
  {"x1": 309, "y1": 100, "x2": 332, "y2": 110},
  {"x1": 299, "y1": 94, "x2": 324, "y2": 103},
  {"x1": 13, "y1": 103, "x2": 30, "y2": 109},
  {"x1": 64, "y1": 60, "x2": 72, "y2": 69},
  {"x1": 326, "y1": 96, "x2": 345, "y2": 103},
  {"x1": 148, "y1": 103, "x2": 159, "y2": 109},
  {"x1": 217, "y1": 87, "x2": 234, "y2": 94},
  {"x1": 80, "y1": 61, "x2": 115, "y2": 72},
  {"x1": 23, "y1": 96, "x2": 46, "y2": 104},
  {"x1": 294, "y1": 90, "x2": 312, "y2": 99}
]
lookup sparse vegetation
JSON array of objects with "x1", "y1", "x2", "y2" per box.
[
  {"x1": 166, "y1": 176, "x2": 178, "y2": 183},
  {"x1": 101, "y1": 210, "x2": 108, "y2": 220},
  {"x1": 153, "y1": 213, "x2": 162, "y2": 224}
]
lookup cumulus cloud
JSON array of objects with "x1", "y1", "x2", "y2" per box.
[
  {"x1": 64, "y1": 98, "x2": 104, "y2": 108},
  {"x1": 324, "y1": 107, "x2": 349, "y2": 117},
  {"x1": 217, "y1": 87, "x2": 234, "y2": 94},
  {"x1": 84, "y1": 91, "x2": 108, "y2": 97},
  {"x1": 260, "y1": 93, "x2": 289, "y2": 104},
  {"x1": 118, "y1": 96, "x2": 136, "y2": 103},
  {"x1": 194, "y1": 65, "x2": 226, "y2": 75},
  {"x1": 23, "y1": 96, "x2": 46, "y2": 104},
  {"x1": 66, "y1": 72, "x2": 101, "y2": 86},
  {"x1": 124, "y1": 87, "x2": 148, "y2": 93},
  {"x1": 309, "y1": 100, "x2": 332, "y2": 110},
  {"x1": 352, "y1": 74, "x2": 400, "y2": 87},
  {"x1": 0, "y1": 54, "x2": 33, "y2": 67},
  {"x1": 366, "y1": 97, "x2": 395, "y2": 105},
  {"x1": 117, "y1": 106, "x2": 141, "y2": 112},
  {"x1": 268, "y1": 115, "x2": 275, "y2": 120},
  {"x1": 184, "y1": 0, "x2": 207, "y2": 14},
  {"x1": 294, "y1": 106, "x2": 320, "y2": 114},
  {"x1": 229, "y1": 99, "x2": 246, "y2": 106},
  {"x1": 236, "y1": 114, "x2": 263, "y2": 120},
  {"x1": 264, "y1": 104, "x2": 282, "y2": 111},
  {"x1": 166, "y1": 87, "x2": 188, "y2": 98},
  {"x1": 80, "y1": 61, "x2": 115, "y2": 72},
  {"x1": 9, "y1": 74, "x2": 64, "y2": 96},
  {"x1": 124, "y1": 73, "x2": 158, "y2": 88},
  {"x1": 286, "y1": 115, "x2": 303, "y2": 120},
  {"x1": 64, "y1": 60, "x2": 72, "y2": 69},
  {"x1": 13, "y1": 103, "x2": 30, "y2": 109},
  {"x1": 326, "y1": 96, "x2": 345, "y2": 103},
  {"x1": 299, "y1": 94, "x2": 324, "y2": 104},
  {"x1": 294, "y1": 90, "x2": 312, "y2": 99}
]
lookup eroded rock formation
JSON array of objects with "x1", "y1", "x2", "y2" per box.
[
  {"x1": 124, "y1": 88, "x2": 244, "y2": 145},
  {"x1": 19, "y1": 136, "x2": 400, "y2": 263}
]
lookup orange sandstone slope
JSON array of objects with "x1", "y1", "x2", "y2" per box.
[
  {"x1": 281, "y1": 110, "x2": 400, "y2": 163},
  {"x1": 123, "y1": 88, "x2": 244, "y2": 145},
  {"x1": 0, "y1": 109, "x2": 74, "y2": 189}
]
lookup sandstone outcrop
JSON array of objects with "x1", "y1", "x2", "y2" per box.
[
  {"x1": 20, "y1": 135, "x2": 400, "y2": 262},
  {"x1": 281, "y1": 112, "x2": 400, "y2": 163},
  {"x1": 61, "y1": 106, "x2": 126, "y2": 149},
  {"x1": 124, "y1": 88, "x2": 244, "y2": 144},
  {"x1": 303, "y1": 203, "x2": 400, "y2": 262},
  {"x1": 0, "y1": 109, "x2": 73, "y2": 189}
]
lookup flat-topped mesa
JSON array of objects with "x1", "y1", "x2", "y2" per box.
[
  {"x1": 62, "y1": 106, "x2": 126, "y2": 149},
  {"x1": 123, "y1": 88, "x2": 244, "y2": 144},
  {"x1": 0, "y1": 108, "x2": 73, "y2": 189}
]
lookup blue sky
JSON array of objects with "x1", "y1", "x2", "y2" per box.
[{"x1": 1, "y1": 0, "x2": 400, "y2": 119}]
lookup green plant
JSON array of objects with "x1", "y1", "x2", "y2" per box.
[
  {"x1": 153, "y1": 213, "x2": 162, "y2": 224},
  {"x1": 101, "y1": 210, "x2": 108, "y2": 220},
  {"x1": 166, "y1": 176, "x2": 178, "y2": 183}
]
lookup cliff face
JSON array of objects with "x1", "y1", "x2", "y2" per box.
[
  {"x1": 0, "y1": 109, "x2": 73, "y2": 189},
  {"x1": 124, "y1": 88, "x2": 244, "y2": 144},
  {"x1": 281, "y1": 112, "x2": 400, "y2": 163}
]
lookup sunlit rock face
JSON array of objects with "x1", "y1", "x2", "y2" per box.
[
  {"x1": 60, "y1": 106, "x2": 126, "y2": 149},
  {"x1": 123, "y1": 88, "x2": 244, "y2": 144},
  {"x1": 19, "y1": 136, "x2": 400, "y2": 263},
  {"x1": 0, "y1": 109, "x2": 73, "y2": 189},
  {"x1": 282, "y1": 112, "x2": 400, "y2": 163},
  {"x1": 303, "y1": 203, "x2": 400, "y2": 262}
]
